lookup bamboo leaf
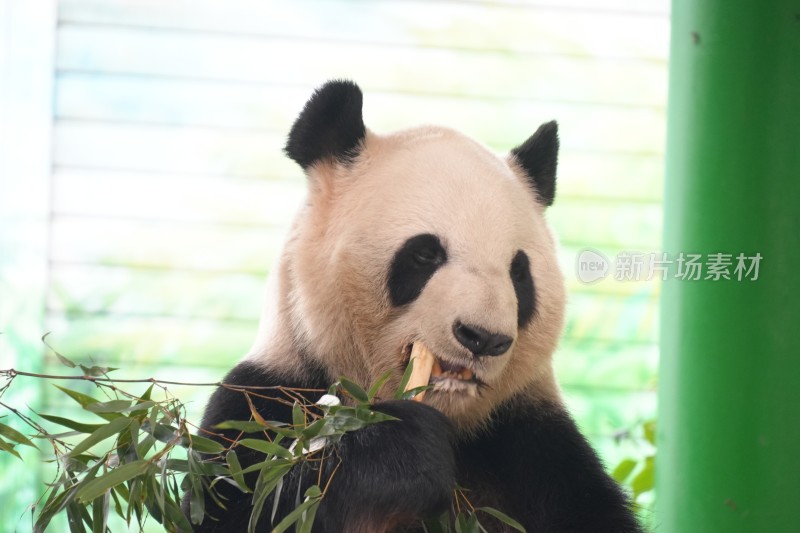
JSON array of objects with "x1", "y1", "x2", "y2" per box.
[
  {"x1": 185, "y1": 434, "x2": 226, "y2": 454},
  {"x1": 145, "y1": 471, "x2": 167, "y2": 522},
  {"x1": 643, "y1": 420, "x2": 656, "y2": 445},
  {"x1": 55, "y1": 352, "x2": 77, "y2": 369},
  {"x1": 68, "y1": 417, "x2": 132, "y2": 458},
  {"x1": 292, "y1": 402, "x2": 305, "y2": 430},
  {"x1": 0, "y1": 437, "x2": 21, "y2": 459},
  {"x1": 456, "y1": 513, "x2": 468, "y2": 533},
  {"x1": 43, "y1": 332, "x2": 76, "y2": 368},
  {"x1": 116, "y1": 418, "x2": 140, "y2": 463},
  {"x1": 245, "y1": 393, "x2": 268, "y2": 426},
  {"x1": 631, "y1": 456, "x2": 655, "y2": 500},
  {"x1": 79, "y1": 364, "x2": 118, "y2": 377},
  {"x1": 611, "y1": 458, "x2": 638, "y2": 484},
  {"x1": 54, "y1": 385, "x2": 100, "y2": 408},
  {"x1": 127, "y1": 478, "x2": 143, "y2": 526},
  {"x1": 478, "y1": 507, "x2": 526, "y2": 532},
  {"x1": 136, "y1": 434, "x2": 156, "y2": 459},
  {"x1": 95, "y1": 400, "x2": 155, "y2": 415},
  {"x1": 421, "y1": 514, "x2": 448, "y2": 533},
  {"x1": 62, "y1": 454, "x2": 96, "y2": 473},
  {"x1": 143, "y1": 422, "x2": 180, "y2": 445},
  {"x1": 40, "y1": 414, "x2": 105, "y2": 434},
  {"x1": 84, "y1": 400, "x2": 133, "y2": 413},
  {"x1": 226, "y1": 450, "x2": 251, "y2": 492},
  {"x1": 248, "y1": 462, "x2": 293, "y2": 533},
  {"x1": 54, "y1": 386, "x2": 121, "y2": 421},
  {"x1": 90, "y1": 492, "x2": 108, "y2": 533},
  {"x1": 214, "y1": 420, "x2": 270, "y2": 433},
  {"x1": 400, "y1": 385, "x2": 432, "y2": 401},
  {"x1": 76, "y1": 460, "x2": 150, "y2": 503},
  {"x1": 296, "y1": 488, "x2": 321, "y2": 533},
  {"x1": 465, "y1": 512, "x2": 480, "y2": 533},
  {"x1": 35, "y1": 488, "x2": 70, "y2": 532},
  {"x1": 189, "y1": 470, "x2": 206, "y2": 525},
  {"x1": 139, "y1": 384, "x2": 155, "y2": 402},
  {"x1": 368, "y1": 371, "x2": 393, "y2": 401},
  {"x1": 300, "y1": 418, "x2": 327, "y2": 439},
  {"x1": 37, "y1": 463, "x2": 103, "y2": 532},
  {"x1": 238, "y1": 438, "x2": 293, "y2": 460},
  {"x1": 338, "y1": 377, "x2": 369, "y2": 404},
  {"x1": 355, "y1": 408, "x2": 398, "y2": 425},
  {"x1": 65, "y1": 496, "x2": 88, "y2": 532},
  {"x1": 327, "y1": 411, "x2": 366, "y2": 433},
  {"x1": 161, "y1": 493, "x2": 193, "y2": 532},
  {"x1": 0, "y1": 421, "x2": 36, "y2": 448},
  {"x1": 109, "y1": 488, "x2": 125, "y2": 523},
  {"x1": 395, "y1": 359, "x2": 415, "y2": 399},
  {"x1": 325, "y1": 406, "x2": 398, "y2": 434},
  {"x1": 271, "y1": 492, "x2": 322, "y2": 533},
  {"x1": 271, "y1": 477, "x2": 284, "y2": 525},
  {"x1": 130, "y1": 385, "x2": 155, "y2": 418},
  {"x1": 185, "y1": 490, "x2": 207, "y2": 527},
  {"x1": 165, "y1": 458, "x2": 228, "y2": 477},
  {"x1": 216, "y1": 419, "x2": 296, "y2": 438}
]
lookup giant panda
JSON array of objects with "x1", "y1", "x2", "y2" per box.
[{"x1": 191, "y1": 80, "x2": 644, "y2": 532}]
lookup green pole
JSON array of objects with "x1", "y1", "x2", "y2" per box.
[{"x1": 658, "y1": 2, "x2": 800, "y2": 531}]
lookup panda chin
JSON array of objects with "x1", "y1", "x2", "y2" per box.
[
  {"x1": 430, "y1": 376, "x2": 480, "y2": 397},
  {"x1": 429, "y1": 358, "x2": 480, "y2": 397}
]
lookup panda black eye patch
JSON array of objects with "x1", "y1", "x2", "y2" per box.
[
  {"x1": 511, "y1": 250, "x2": 536, "y2": 327},
  {"x1": 388, "y1": 233, "x2": 447, "y2": 306}
]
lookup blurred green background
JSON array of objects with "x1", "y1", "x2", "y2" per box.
[{"x1": 0, "y1": 0, "x2": 667, "y2": 529}]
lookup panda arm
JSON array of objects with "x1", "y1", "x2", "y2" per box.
[
  {"x1": 191, "y1": 360, "x2": 455, "y2": 533},
  {"x1": 455, "y1": 400, "x2": 644, "y2": 533}
]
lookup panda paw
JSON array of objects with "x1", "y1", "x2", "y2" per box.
[{"x1": 321, "y1": 400, "x2": 456, "y2": 527}]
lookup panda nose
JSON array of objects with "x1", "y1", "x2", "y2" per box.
[{"x1": 452, "y1": 321, "x2": 513, "y2": 357}]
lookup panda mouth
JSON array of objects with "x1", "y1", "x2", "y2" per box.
[
  {"x1": 430, "y1": 357, "x2": 476, "y2": 383},
  {"x1": 402, "y1": 343, "x2": 480, "y2": 388}
]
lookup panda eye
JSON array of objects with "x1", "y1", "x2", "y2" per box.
[
  {"x1": 388, "y1": 233, "x2": 447, "y2": 307},
  {"x1": 411, "y1": 246, "x2": 445, "y2": 266},
  {"x1": 510, "y1": 250, "x2": 536, "y2": 327},
  {"x1": 510, "y1": 251, "x2": 529, "y2": 283}
]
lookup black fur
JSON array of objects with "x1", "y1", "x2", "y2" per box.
[
  {"x1": 511, "y1": 121, "x2": 559, "y2": 206},
  {"x1": 284, "y1": 80, "x2": 366, "y2": 169},
  {"x1": 388, "y1": 233, "x2": 448, "y2": 307},
  {"x1": 187, "y1": 360, "x2": 329, "y2": 531},
  {"x1": 454, "y1": 399, "x2": 644, "y2": 533},
  {"x1": 511, "y1": 250, "x2": 536, "y2": 327},
  {"x1": 191, "y1": 360, "x2": 642, "y2": 532},
  {"x1": 189, "y1": 360, "x2": 455, "y2": 532},
  {"x1": 200, "y1": 359, "x2": 331, "y2": 435}
]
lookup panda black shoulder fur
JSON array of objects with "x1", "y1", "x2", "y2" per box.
[{"x1": 192, "y1": 80, "x2": 644, "y2": 532}]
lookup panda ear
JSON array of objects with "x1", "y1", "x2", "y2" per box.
[
  {"x1": 284, "y1": 80, "x2": 367, "y2": 170},
  {"x1": 510, "y1": 121, "x2": 559, "y2": 206}
]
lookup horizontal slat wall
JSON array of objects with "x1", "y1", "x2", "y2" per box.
[
  {"x1": 55, "y1": 29, "x2": 666, "y2": 109},
  {"x1": 58, "y1": 0, "x2": 668, "y2": 60},
  {"x1": 55, "y1": 77, "x2": 665, "y2": 154},
  {"x1": 45, "y1": 0, "x2": 667, "y2": 465}
]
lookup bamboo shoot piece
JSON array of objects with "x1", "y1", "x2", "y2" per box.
[{"x1": 405, "y1": 342, "x2": 437, "y2": 402}]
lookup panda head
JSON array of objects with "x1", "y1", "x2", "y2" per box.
[{"x1": 255, "y1": 80, "x2": 565, "y2": 431}]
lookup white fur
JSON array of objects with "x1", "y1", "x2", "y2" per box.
[{"x1": 246, "y1": 126, "x2": 566, "y2": 433}]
